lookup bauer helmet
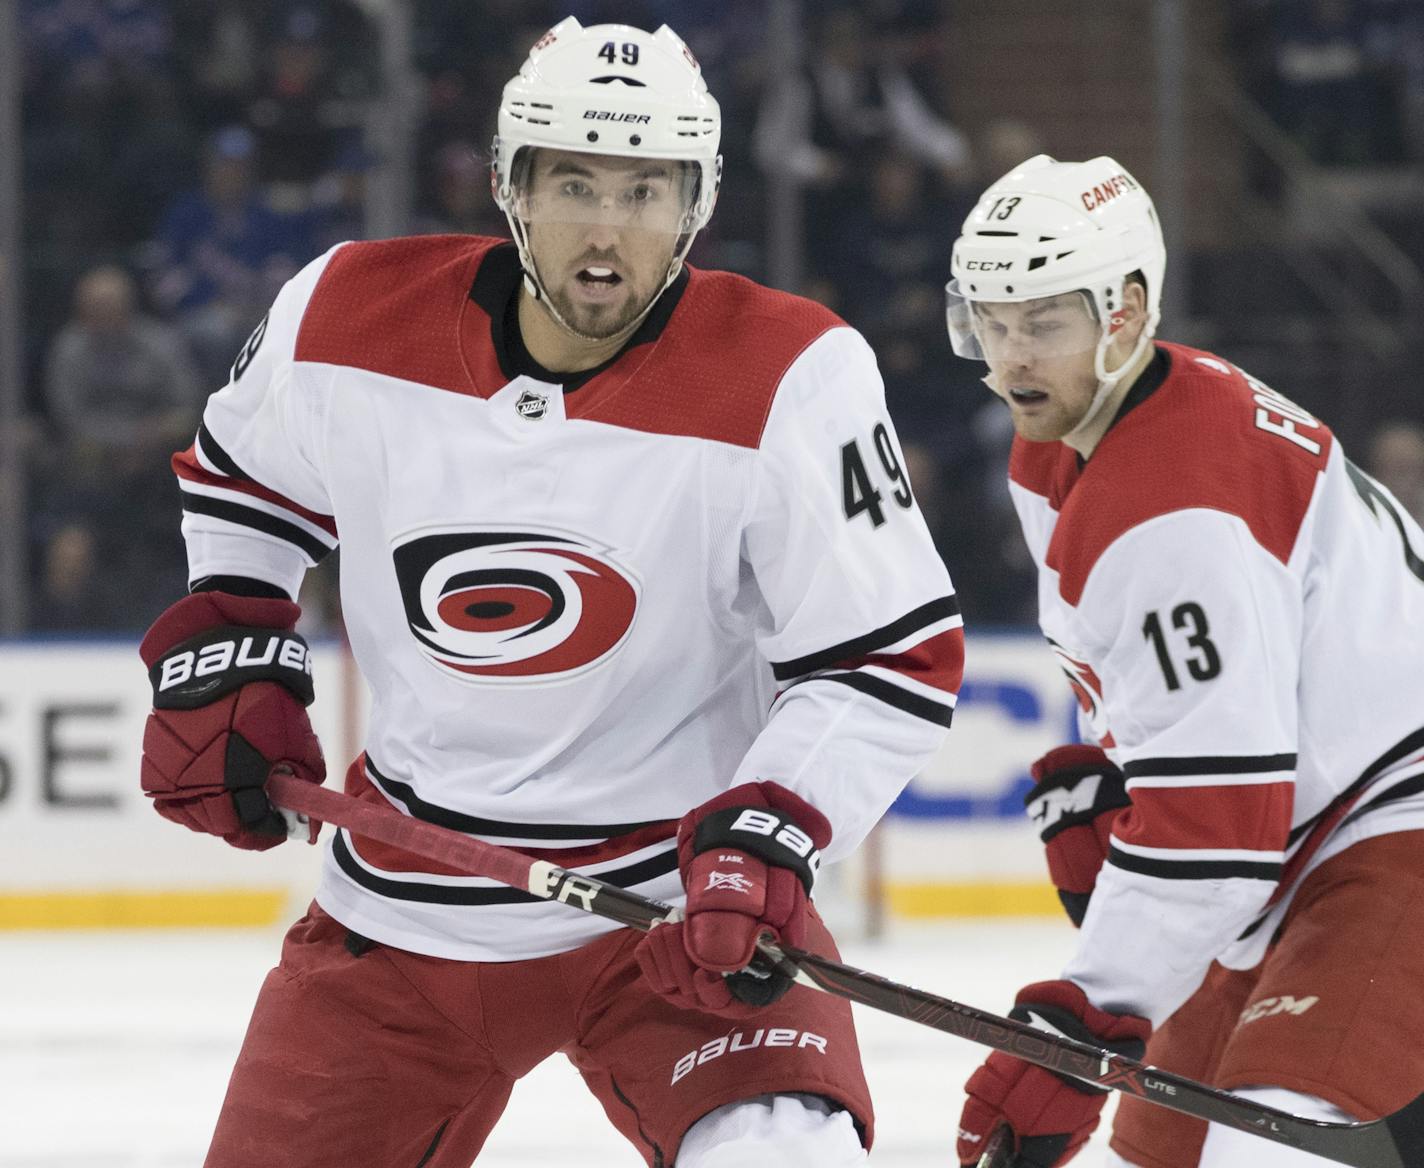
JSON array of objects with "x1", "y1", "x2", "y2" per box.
[
  {"x1": 946, "y1": 155, "x2": 1166, "y2": 431},
  {"x1": 491, "y1": 17, "x2": 722, "y2": 338}
]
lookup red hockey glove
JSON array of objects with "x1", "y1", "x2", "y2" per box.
[
  {"x1": 957, "y1": 980, "x2": 1150, "y2": 1168},
  {"x1": 636, "y1": 781, "x2": 830, "y2": 1017},
  {"x1": 139, "y1": 592, "x2": 325, "y2": 850},
  {"x1": 1024, "y1": 745, "x2": 1130, "y2": 927}
]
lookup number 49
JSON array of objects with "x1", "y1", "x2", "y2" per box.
[
  {"x1": 842, "y1": 423, "x2": 914, "y2": 528},
  {"x1": 598, "y1": 41, "x2": 639, "y2": 65}
]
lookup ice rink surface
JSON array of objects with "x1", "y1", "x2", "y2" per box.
[{"x1": 1, "y1": 919, "x2": 1120, "y2": 1166}]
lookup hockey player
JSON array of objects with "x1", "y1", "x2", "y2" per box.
[
  {"x1": 943, "y1": 155, "x2": 1424, "y2": 1168},
  {"x1": 136, "y1": 18, "x2": 964, "y2": 1167}
]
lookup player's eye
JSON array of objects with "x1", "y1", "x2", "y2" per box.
[
  {"x1": 1029, "y1": 321, "x2": 1064, "y2": 337},
  {"x1": 560, "y1": 179, "x2": 593, "y2": 199},
  {"x1": 625, "y1": 183, "x2": 658, "y2": 204}
]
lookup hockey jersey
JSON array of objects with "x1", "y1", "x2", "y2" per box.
[
  {"x1": 173, "y1": 235, "x2": 963, "y2": 960},
  {"x1": 1010, "y1": 341, "x2": 1424, "y2": 1025}
]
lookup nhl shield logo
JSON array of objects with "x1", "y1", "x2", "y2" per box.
[{"x1": 515, "y1": 388, "x2": 549, "y2": 420}]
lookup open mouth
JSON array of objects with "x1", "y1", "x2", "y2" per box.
[
  {"x1": 1008, "y1": 387, "x2": 1049, "y2": 405},
  {"x1": 577, "y1": 266, "x2": 623, "y2": 288}
]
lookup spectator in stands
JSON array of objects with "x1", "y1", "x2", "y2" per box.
[
  {"x1": 977, "y1": 117, "x2": 1051, "y2": 188},
  {"x1": 415, "y1": 140, "x2": 506, "y2": 237},
  {"x1": 828, "y1": 151, "x2": 957, "y2": 329},
  {"x1": 307, "y1": 139, "x2": 376, "y2": 251},
  {"x1": 1265, "y1": 0, "x2": 1401, "y2": 164},
  {"x1": 146, "y1": 124, "x2": 313, "y2": 387},
  {"x1": 45, "y1": 265, "x2": 200, "y2": 453},
  {"x1": 26, "y1": 0, "x2": 173, "y2": 89},
  {"x1": 1367, "y1": 418, "x2": 1424, "y2": 524},
  {"x1": 246, "y1": 5, "x2": 375, "y2": 192},
  {"x1": 30, "y1": 522, "x2": 112, "y2": 633},
  {"x1": 808, "y1": 7, "x2": 969, "y2": 182}
]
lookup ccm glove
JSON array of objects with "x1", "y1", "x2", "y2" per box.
[
  {"x1": 1024, "y1": 745, "x2": 1130, "y2": 927},
  {"x1": 139, "y1": 591, "x2": 325, "y2": 850},
  {"x1": 957, "y1": 980, "x2": 1150, "y2": 1168},
  {"x1": 636, "y1": 781, "x2": 830, "y2": 1017}
]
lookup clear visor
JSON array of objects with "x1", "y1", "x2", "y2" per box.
[
  {"x1": 945, "y1": 279, "x2": 1104, "y2": 363},
  {"x1": 511, "y1": 147, "x2": 697, "y2": 235}
]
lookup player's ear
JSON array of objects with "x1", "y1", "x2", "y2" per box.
[{"x1": 1123, "y1": 276, "x2": 1148, "y2": 320}]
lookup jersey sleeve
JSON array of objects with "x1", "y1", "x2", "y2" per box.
[
  {"x1": 172, "y1": 246, "x2": 343, "y2": 599},
  {"x1": 1061, "y1": 508, "x2": 1303, "y2": 1024},
  {"x1": 733, "y1": 326, "x2": 965, "y2": 861}
]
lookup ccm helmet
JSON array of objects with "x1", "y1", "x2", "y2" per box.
[
  {"x1": 492, "y1": 17, "x2": 722, "y2": 337},
  {"x1": 946, "y1": 155, "x2": 1166, "y2": 429}
]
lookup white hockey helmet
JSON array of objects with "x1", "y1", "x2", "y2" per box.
[
  {"x1": 946, "y1": 155, "x2": 1166, "y2": 428},
  {"x1": 491, "y1": 17, "x2": 722, "y2": 334}
]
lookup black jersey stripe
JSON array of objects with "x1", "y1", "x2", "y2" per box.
[
  {"x1": 196, "y1": 421, "x2": 253, "y2": 481},
  {"x1": 1122, "y1": 753, "x2": 1297, "y2": 779},
  {"x1": 770, "y1": 595, "x2": 960, "y2": 682},
  {"x1": 1286, "y1": 723, "x2": 1424, "y2": 847},
  {"x1": 1339, "y1": 771, "x2": 1424, "y2": 830},
  {"x1": 817, "y1": 671, "x2": 955, "y2": 728},
  {"x1": 180, "y1": 491, "x2": 334, "y2": 562},
  {"x1": 1107, "y1": 845, "x2": 1282, "y2": 883},
  {"x1": 333, "y1": 830, "x2": 678, "y2": 905},
  {"x1": 365, "y1": 757, "x2": 673, "y2": 840}
]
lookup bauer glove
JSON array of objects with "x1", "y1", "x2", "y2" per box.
[
  {"x1": 636, "y1": 781, "x2": 830, "y2": 1017},
  {"x1": 139, "y1": 591, "x2": 325, "y2": 850}
]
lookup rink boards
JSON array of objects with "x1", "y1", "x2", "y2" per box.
[{"x1": 0, "y1": 633, "x2": 1073, "y2": 927}]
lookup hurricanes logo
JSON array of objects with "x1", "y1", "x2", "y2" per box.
[
  {"x1": 392, "y1": 527, "x2": 639, "y2": 683},
  {"x1": 1046, "y1": 637, "x2": 1116, "y2": 748}
]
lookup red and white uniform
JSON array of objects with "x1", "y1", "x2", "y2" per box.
[
  {"x1": 173, "y1": 235, "x2": 963, "y2": 961},
  {"x1": 1011, "y1": 341, "x2": 1424, "y2": 1025}
]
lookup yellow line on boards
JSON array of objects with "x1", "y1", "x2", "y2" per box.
[
  {"x1": 0, "y1": 882, "x2": 1062, "y2": 929},
  {"x1": 887, "y1": 881, "x2": 1062, "y2": 918},
  {"x1": 0, "y1": 889, "x2": 289, "y2": 930}
]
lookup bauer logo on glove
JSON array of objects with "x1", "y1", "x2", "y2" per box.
[{"x1": 150, "y1": 626, "x2": 316, "y2": 711}]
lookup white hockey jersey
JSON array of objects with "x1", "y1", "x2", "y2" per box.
[
  {"x1": 173, "y1": 235, "x2": 963, "y2": 960},
  {"x1": 1010, "y1": 341, "x2": 1424, "y2": 1026}
]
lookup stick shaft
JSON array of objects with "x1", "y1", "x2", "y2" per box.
[{"x1": 268, "y1": 774, "x2": 1421, "y2": 1168}]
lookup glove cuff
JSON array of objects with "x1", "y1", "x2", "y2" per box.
[
  {"x1": 685, "y1": 781, "x2": 831, "y2": 894},
  {"x1": 141, "y1": 592, "x2": 301, "y2": 664},
  {"x1": 1024, "y1": 747, "x2": 1129, "y2": 844},
  {"x1": 143, "y1": 592, "x2": 312, "y2": 710}
]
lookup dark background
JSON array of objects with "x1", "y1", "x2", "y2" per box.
[{"x1": 15, "y1": 0, "x2": 1424, "y2": 635}]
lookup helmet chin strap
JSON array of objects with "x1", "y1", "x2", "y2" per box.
[
  {"x1": 502, "y1": 209, "x2": 695, "y2": 348},
  {"x1": 1065, "y1": 308, "x2": 1158, "y2": 442}
]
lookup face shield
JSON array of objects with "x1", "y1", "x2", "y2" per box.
[
  {"x1": 511, "y1": 147, "x2": 699, "y2": 239},
  {"x1": 945, "y1": 281, "x2": 1106, "y2": 365}
]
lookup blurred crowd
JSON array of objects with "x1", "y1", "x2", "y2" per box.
[{"x1": 17, "y1": 0, "x2": 1424, "y2": 636}]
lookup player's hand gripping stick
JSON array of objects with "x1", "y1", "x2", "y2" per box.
[
  {"x1": 635, "y1": 781, "x2": 831, "y2": 1017},
  {"x1": 139, "y1": 593, "x2": 325, "y2": 849}
]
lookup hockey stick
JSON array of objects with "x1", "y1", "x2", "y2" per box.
[
  {"x1": 976, "y1": 1124, "x2": 1014, "y2": 1168},
  {"x1": 267, "y1": 774, "x2": 1424, "y2": 1168}
]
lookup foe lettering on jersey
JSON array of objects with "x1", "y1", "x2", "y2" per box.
[
  {"x1": 392, "y1": 526, "x2": 640, "y2": 683},
  {"x1": 670, "y1": 1028, "x2": 829, "y2": 1086},
  {"x1": 1047, "y1": 637, "x2": 1116, "y2": 748}
]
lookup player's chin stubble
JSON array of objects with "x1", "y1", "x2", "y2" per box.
[{"x1": 560, "y1": 292, "x2": 650, "y2": 340}]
